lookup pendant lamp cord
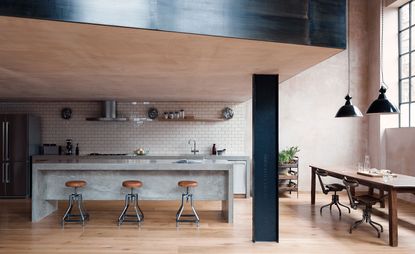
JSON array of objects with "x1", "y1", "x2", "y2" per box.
[
  {"x1": 347, "y1": 0, "x2": 351, "y2": 95},
  {"x1": 380, "y1": 0, "x2": 387, "y2": 88}
]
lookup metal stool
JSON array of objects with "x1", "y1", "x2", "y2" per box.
[
  {"x1": 316, "y1": 169, "x2": 350, "y2": 219},
  {"x1": 176, "y1": 180, "x2": 200, "y2": 225},
  {"x1": 343, "y1": 177, "x2": 386, "y2": 238},
  {"x1": 62, "y1": 180, "x2": 89, "y2": 226},
  {"x1": 118, "y1": 180, "x2": 144, "y2": 226}
]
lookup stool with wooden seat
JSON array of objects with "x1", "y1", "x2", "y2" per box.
[
  {"x1": 176, "y1": 180, "x2": 200, "y2": 225},
  {"x1": 118, "y1": 180, "x2": 144, "y2": 225},
  {"x1": 62, "y1": 180, "x2": 89, "y2": 225}
]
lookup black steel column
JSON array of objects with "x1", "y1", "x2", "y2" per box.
[{"x1": 252, "y1": 74, "x2": 278, "y2": 242}]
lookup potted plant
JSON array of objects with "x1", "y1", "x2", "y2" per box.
[{"x1": 278, "y1": 146, "x2": 299, "y2": 166}]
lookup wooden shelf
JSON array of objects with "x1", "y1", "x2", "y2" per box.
[
  {"x1": 278, "y1": 158, "x2": 299, "y2": 197},
  {"x1": 157, "y1": 117, "x2": 225, "y2": 122},
  {"x1": 278, "y1": 163, "x2": 298, "y2": 169},
  {"x1": 279, "y1": 185, "x2": 298, "y2": 191},
  {"x1": 279, "y1": 174, "x2": 298, "y2": 180}
]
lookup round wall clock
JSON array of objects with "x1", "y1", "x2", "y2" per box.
[
  {"x1": 61, "y1": 108, "x2": 72, "y2": 120},
  {"x1": 147, "y1": 107, "x2": 159, "y2": 119}
]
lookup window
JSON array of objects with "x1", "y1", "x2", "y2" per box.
[{"x1": 399, "y1": 1, "x2": 415, "y2": 127}]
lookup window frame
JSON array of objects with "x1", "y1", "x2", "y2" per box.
[{"x1": 399, "y1": 1, "x2": 414, "y2": 127}]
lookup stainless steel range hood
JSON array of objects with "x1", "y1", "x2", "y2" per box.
[{"x1": 86, "y1": 100, "x2": 128, "y2": 121}]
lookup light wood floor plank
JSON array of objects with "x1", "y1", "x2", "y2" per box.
[{"x1": 0, "y1": 193, "x2": 414, "y2": 253}]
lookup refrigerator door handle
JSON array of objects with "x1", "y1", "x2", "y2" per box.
[
  {"x1": 2, "y1": 121, "x2": 5, "y2": 160},
  {"x1": 5, "y1": 121, "x2": 9, "y2": 161},
  {"x1": 1, "y1": 163, "x2": 4, "y2": 183},
  {"x1": 5, "y1": 162, "x2": 10, "y2": 184}
]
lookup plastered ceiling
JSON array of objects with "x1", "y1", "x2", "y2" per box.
[{"x1": 0, "y1": 16, "x2": 341, "y2": 102}]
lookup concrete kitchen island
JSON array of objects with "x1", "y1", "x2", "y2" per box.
[{"x1": 32, "y1": 158, "x2": 233, "y2": 223}]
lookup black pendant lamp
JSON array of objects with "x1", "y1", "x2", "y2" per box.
[
  {"x1": 366, "y1": 0, "x2": 400, "y2": 115},
  {"x1": 335, "y1": 0, "x2": 363, "y2": 118}
]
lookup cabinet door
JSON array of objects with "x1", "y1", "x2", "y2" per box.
[
  {"x1": 233, "y1": 162, "x2": 247, "y2": 194},
  {"x1": 6, "y1": 114, "x2": 28, "y2": 162},
  {"x1": 5, "y1": 162, "x2": 28, "y2": 197}
]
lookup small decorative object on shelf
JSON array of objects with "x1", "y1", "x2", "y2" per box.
[
  {"x1": 147, "y1": 107, "x2": 159, "y2": 119},
  {"x1": 278, "y1": 146, "x2": 300, "y2": 198},
  {"x1": 157, "y1": 115, "x2": 224, "y2": 122},
  {"x1": 222, "y1": 107, "x2": 234, "y2": 120},
  {"x1": 61, "y1": 107, "x2": 72, "y2": 120}
]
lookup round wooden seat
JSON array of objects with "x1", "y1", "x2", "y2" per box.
[
  {"x1": 178, "y1": 180, "x2": 198, "y2": 188},
  {"x1": 65, "y1": 180, "x2": 87, "y2": 188},
  {"x1": 122, "y1": 180, "x2": 143, "y2": 188}
]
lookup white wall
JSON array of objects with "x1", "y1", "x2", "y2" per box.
[
  {"x1": 279, "y1": 0, "x2": 369, "y2": 191},
  {"x1": 386, "y1": 128, "x2": 415, "y2": 202},
  {"x1": 0, "y1": 101, "x2": 249, "y2": 155}
]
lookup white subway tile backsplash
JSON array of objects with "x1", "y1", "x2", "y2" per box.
[{"x1": 0, "y1": 101, "x2": 248, "y2": 155}]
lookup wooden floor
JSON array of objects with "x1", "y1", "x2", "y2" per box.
[{"x1": 0, "y1": 193, "x2": 414, "y2": 253}]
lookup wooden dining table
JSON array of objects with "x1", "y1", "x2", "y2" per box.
[{"x1": 310, "y1": 165, "x2": 415, "y2": 247}]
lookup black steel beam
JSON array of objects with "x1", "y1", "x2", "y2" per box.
[
  {"x1": 0, "y1": 0, "x2": 345, "y2": 48},
  {"x1": 252, "y1": 74, "x2": 278, "y2": 242}
]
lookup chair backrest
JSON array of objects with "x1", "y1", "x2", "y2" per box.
[
  {"x1": 315, "y1": 169, "x2": 329, "y2": 194},
  {"x1": 342, "y1": 177, "x2": 359, "y2": 209}
]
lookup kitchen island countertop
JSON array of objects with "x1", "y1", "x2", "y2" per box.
[{"x1": 32, "y1": 156, "x2": 234, "y2": 223}]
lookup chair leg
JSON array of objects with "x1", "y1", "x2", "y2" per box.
[
  {"x1": 334, "y1": 202, "x2": 342, "y2": 218},
  {"x1": 320, "y1": 202, "x2": 332, "y2": 215},
  {"x1": 134, "y1": 194, "x2": 144, "y2": 220},
  {"x1": 369, "y1": 220, "x2": 383, "y2": 232},
  {"x1": 176, "y1": 194, "x2": 185, "y2": 221},
  {"x1": 132, "y1": 194, "x2": 142, "y2": 223},
  {"x1": 176, "y1": 189, "x2": 200, "y2": 225},
  {"x1": 62, "y1": 194, "x2": 74, "y2": 225},
  {"x1": 190, "y1": 194, "x2": 200, "y2": 224},
  {"x1": 79, "y1": 194, "x2": 89, "y2": 220},
  {"x1": 349, "y1": 205, "x2": 384, "y2": 238},
  {"x1": 338, "y1": 201, "x2": 351, "y2": 213},
  {"x1": 350, "y1": 218, "x2": 364, "y2": 234},
  {"x1": 369, "y1": 221, "x2": 382, "y2": 238},
  {"x1": 77, "y1": 194, "x2": 86, "y2": 225},
  {"x1": 118, "y1": 194, "x2": 130, "y2": 225}
]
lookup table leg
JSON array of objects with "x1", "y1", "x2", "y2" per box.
[
  {"x1": 380, "y1": 190, "x2": 385, "y2": 208},
  {"x1": 311, "y1": 167, "x2": 316, "y2": 205},
  {"x1": 388, "y1": 189, "x2": 398, "y2": 247}
]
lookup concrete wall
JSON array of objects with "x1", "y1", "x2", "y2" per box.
[
  {"x1": 386, "y1": 128, "x2": 415, "y2": 202},
  {"x1": 279, "y1": 0, "x2": 369, "y2": 191},
  {"x1": 367, "y1": 0, "x2": 400, "y2": 170},
  {"x1": 0, "y1": 101, "x2": 249, "y2": 155}
]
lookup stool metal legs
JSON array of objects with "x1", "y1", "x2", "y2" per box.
[
  {"x1": 349, "y1": 205, "x2": 383, "y2": 238},
  {"x1": 176, "y1": 187, "x2": 200, "y2": 225},
  {"x1": 62, "y1": 188, "x2": 89, "y2": 226},
  {"x1": 118, "y1": 188, "x2": 144, "y2": 225},
  {"x1": 320, "y1": 191, "x2": 350, "y2": 219}
]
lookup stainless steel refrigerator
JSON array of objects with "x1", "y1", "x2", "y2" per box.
[{"x1": 1, "y1": 114, "x2": 40, "y2": 197}]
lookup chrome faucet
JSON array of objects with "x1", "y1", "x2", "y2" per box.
[{"x1": 188, "y1": 139, "x2": 199, "y2": 155}]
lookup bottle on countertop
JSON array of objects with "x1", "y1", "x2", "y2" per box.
[
  {"x1": 212, "y1": 144, "x2": 217, "y2": 155},
  {"x1": 66, "y1": 139, "x2": 73, "y2": 155},
  {"x1": 75, "y1": 143, "x2": 80, "y2": 156}
]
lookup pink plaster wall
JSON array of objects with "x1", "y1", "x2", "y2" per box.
[{"x1": 386, "y1": 128, "x2": 415, "y2": 202}]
